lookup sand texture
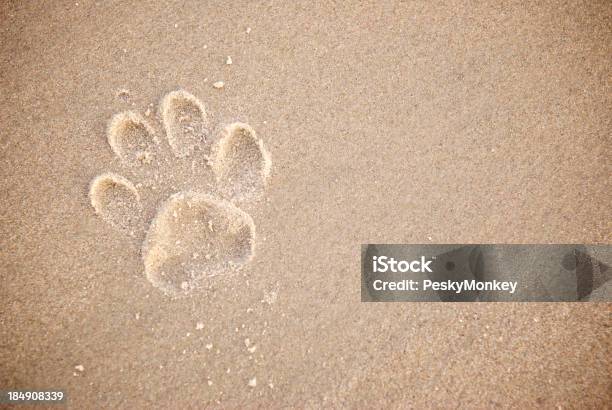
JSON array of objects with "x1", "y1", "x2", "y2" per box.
[{"x1": 1, "y1": 0, "x2": 611, "y2": 408}]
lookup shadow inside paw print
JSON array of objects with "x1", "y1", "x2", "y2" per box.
[{"x1": 89, "y1": 90, "x2": 271, "y2": 296}]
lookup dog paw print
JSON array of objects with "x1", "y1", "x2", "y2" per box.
[{"x1": 89, "y1": 90, "x2": 271, "y2": 296}]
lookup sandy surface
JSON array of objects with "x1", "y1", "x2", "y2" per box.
[{"x1": 1, "y1": 0, "x2": 611, "y2": 408}]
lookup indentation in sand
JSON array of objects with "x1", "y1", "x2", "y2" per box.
[
  {"x1": 213, "y1": 122, "x2": 271, "y2": 201},
  {"x1": 89, "y1": 90, "x2": 271, "y2": 295},
  {"x1": 161, "y1": 90, "x2": 210, "y2": 157},
  {"x1": 107, "y1": 112, "x2": 157, "y2": 166},
  {"x1": 89, "y1": 173, "x2": 142, "y2": 236},
  {"x1": 142, "y1": 192, "x2": 255, "y2": 295}
]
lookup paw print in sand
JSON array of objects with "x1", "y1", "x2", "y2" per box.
[{"x1": 89, "y1": 90, "x2": 271, "y2": 296}]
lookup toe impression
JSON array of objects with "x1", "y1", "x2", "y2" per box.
[
  {"x1": 107, "y1": 112, "x2": 158, "y2": 166},
  {"x1": 213, "y1": 122, "x2": 271, "y2": 201},
  {"x1": 89, "y1": 173, "x2": 143, "y2": 236},
  {"x1": 161, "y1": 90, "x2": 210, "y2": 158}
]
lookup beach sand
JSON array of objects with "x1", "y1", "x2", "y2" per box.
[{"x1": 1, "y1": 0, "x2": 610, "y2": 407}]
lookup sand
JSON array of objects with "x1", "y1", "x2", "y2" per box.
[{"x1": 1, "y1": 0, "x2": 611, "y2": 408}]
